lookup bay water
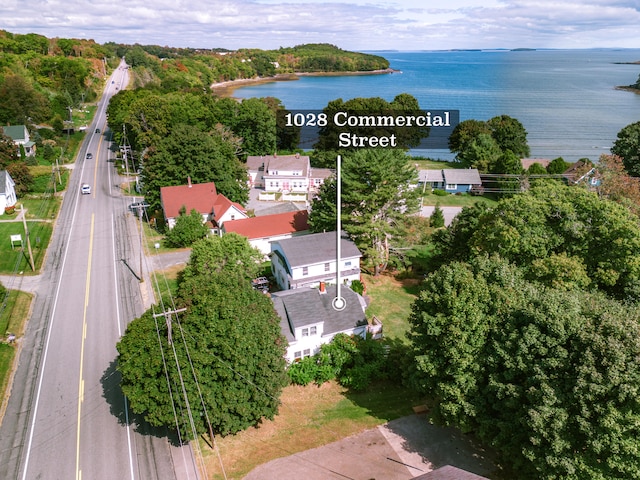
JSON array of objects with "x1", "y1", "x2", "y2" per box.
[{"x1": 232, "y1": 49, "x2": 640, "y2": 162}]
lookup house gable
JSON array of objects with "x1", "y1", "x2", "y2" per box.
[
  {"x1": 0, "y1": 170, "x2": 17, "y2": 212},
  {"x1": 271, "y1": 285, "x2": 369, "y2": 362},
  {"x1": 270, "y1": 231, "x2": 362, "y2": 290}
]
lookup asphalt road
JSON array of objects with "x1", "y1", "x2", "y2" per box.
[{"x1": 0, "y1": 62, "x2": 198, "y2": 480}]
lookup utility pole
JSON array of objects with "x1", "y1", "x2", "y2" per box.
[
  {"x1": 21, "y1": 204, "x2": 35, "y2": 271},
  {"x1": 152, "y1": 308, "x2": 186, "y2": 345}
]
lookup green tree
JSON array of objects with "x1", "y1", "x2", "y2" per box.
[
  {"x1": 611, "y1": 121, "x2": 640, "y2": 176},
  {"x1": 163, "y1": 208, "x2": 209, "y2": 248},
  {"x1": 308, "y1": 148, "x2": 419, "y2": 275},
  {"x1": 526, "y1": 162, "x2": 547, "y2": 175},
  {"x1": 117, "y1": 273, "x2": 288, "y2": 439},
  {"x1": 117, "y1": 234, "x2": 287, "y2": 440},
  {"x1": 225, "y1": 97, "x2": 277, "y2": 157},
  {"x1": 408, "y1": 256, "x2": 640, "y2": 479},
  {"x1": 178, "y1": 233, "x2": 263, "y2": 287},
  {"x1": 456, "y1": 132, "x2": 501, "y2": 171},
  {"x1": 432, "y1": 183, "x2": 640, "y2": 300},
  {"x1": 313, "y1": 94, "x2": 428, "y2": 152},
  {"x1": 448, "y1": 119, "x2": 492, "y2": 160},
  {"x1": 141, "y1": 123, "x2": 248, "y2": 211},
  {"x1": 430, "y1": 203, "x2": 445, "y2": 228},
  {"x1": 546, "y1": 156, "x2": 570, "y2": 175},
  {"x1": 487, "y1": 114, "x2": 530, "y2": 158}
]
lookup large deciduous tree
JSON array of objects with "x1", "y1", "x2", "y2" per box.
[
  {"x1": 141, "y1": 123, "x2": 248, "y2": 210},
  {"x1": 117, "y1": 235, "x2": 287, "y2": 440},
  {"x1": 308, "y1": 148, "x2": 419, "y2": 275},
  {"x1": 408, "y1": 254, "x2": 640, "y2": 479},
  {"x1": 432, "y1": 183, "x2": 640, "y2": 300},
  {"x1": 611, "y1": 121, "x2": 640, "y2": 177},
  {"x1": 449, "y1": 115, "x2": 529, "y2": 171}
]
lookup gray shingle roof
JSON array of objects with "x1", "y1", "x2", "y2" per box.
[
  {"x1": 418, "y1": 169, "x2": 481, "y2": 185},
  {"x1": 442, "y1": 169, "x2": 481, "y2": 185},
  {"x1": 272, "y1": 285, "x2": 367, "y2": 340},
  {"x1": 273, "y1": 231, "x2": 361, "y2": 268}
]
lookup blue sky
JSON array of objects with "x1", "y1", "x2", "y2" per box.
[{"x1": 2, "y1": 0, "x2": 639, "y2": 51}]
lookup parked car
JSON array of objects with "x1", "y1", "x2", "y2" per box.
[{"x1": 81, "y1": 184, "x2": 91, "y2": 195}]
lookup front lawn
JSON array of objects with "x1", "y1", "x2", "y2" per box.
[
  {"x1": 0, "y1": 222, "x2": 53, "y2": 274},
  {"x1": 363, "y1": 273, "x2": 420, "y2": 342},
  {"x1": 203, "y1": 380, "x2": 422, "y2": 480}
]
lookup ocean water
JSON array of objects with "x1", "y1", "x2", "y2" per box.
[{"x1": 232, "y1": 49, "x2": 640, "y2": 162}]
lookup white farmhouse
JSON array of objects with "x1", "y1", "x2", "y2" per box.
[
  {"x1": 272, "y1": 284, "x2": 381, "y2": 363},
  {"x1": 270, "y1": 231, "x2": 361, "y2": 290}
]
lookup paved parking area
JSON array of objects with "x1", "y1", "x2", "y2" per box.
[{"x1": 244, "y1": 414, "x2": 497, "y2": 480}]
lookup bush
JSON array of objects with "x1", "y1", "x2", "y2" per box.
[
  {"x1": 432, "y1": 188, "x2": 449, "y2": 196},
  {"x1": 350, "y1": 279, "x2": 364, "y2": 295},
  {"x1": 164, "y1": 208, "x2": 209, "y2": 248}
]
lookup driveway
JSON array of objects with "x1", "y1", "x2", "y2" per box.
[
  {"x1": 420, "y1": 206, "x2": 463, "y2": 226},
  {"x1": 244, "y1": 414, "x2": 497, "y2": 479}
]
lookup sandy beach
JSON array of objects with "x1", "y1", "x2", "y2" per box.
[{"x1": 210, "y1": 68, "x2": 398, "y2": 97}]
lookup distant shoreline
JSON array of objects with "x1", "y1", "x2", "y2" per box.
[{"x1": 210, "y1": 68, "x2": 399, "y2": 97}]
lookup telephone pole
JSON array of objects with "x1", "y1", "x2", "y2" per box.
[
  {"x1": 21, "y1": 204, "x2": 35, "y2": 271},
  {"x1": 152, "y1": 308, "x2": 186, "y2": 345}
]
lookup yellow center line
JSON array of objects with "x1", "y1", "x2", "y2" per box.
[
  {"x1": 92, "y1": 135, "x2": 103, "y2": 198},
  {"x1": 76, "y1": 214, "x2": 94, "y2": 480}
]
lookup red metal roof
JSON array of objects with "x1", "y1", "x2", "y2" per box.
[
  {"x1": 160, "y1": 182, "x2": 218, "y2": 219},
  {"x1": 223, "y1": 210, "x2": 309, "y2": 239}
]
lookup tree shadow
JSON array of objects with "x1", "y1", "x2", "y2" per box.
[
  {"x1": 101, "y1": 357, "x2": 184, "y2": 447},
  {"x1": 381, "y1": 414, "x2": 500, "y2": 479}
]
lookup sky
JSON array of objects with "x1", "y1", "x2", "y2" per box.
[{"x1": 1, "y1": 0, "x2": 639, "y2": 51}]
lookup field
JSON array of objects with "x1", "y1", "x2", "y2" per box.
[
  {"x1": 202, "y1": 380, "x2": 423, "y2": 480},
  {"x1": 0, "y1": 289, "x2": 33, "y2": 420}
]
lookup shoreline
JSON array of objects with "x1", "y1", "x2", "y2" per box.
[{"x1": 211, "y1": 68, "x2": 399, "y2": 97}]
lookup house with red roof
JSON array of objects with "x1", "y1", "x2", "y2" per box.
[
  {"x1": 160, "y1": 179, "x2": 247, "y2": 232},
  {"x1": 221, "y1": 210, "x2": 310, "y2": 255}
]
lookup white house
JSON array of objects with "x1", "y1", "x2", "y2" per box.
[
  {"x1": 0, "y1": 171, "x2": 17, "y2": 213},
  {"x1": 221, "y1": 210, "x2": 310, "y2": 256},
  {"x1": 1, "y1": 125, "x2": 36, "y2": 157},
  {"x1": 270, "y1": 231, "x2": 362, "y2": 290},
  {"x1": 160, "y1": 179, "x2": 247, "y2": 232},
  {"x1": 272, "y1": 284, "x2": 382, "y2": 363},
  {"x1": 246, "y1": 154, "x2": 333, "y2": 200}
]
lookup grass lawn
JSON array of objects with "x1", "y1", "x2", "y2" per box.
[
  {"x1": 0, "y1": 289, "x2": 33, "y2": 414},
  {"x1": 421, "y1": 192, "x2": 499, "y2": 207},
  {"x1": 0, "y1": 222, "x2": 53, "y2": 274},
  {"x1": 202, "y1": 380, "x2": 423, "y2": 480},
  {"x1": 363, "y1": 273, "x2": 421, "y2": 341}
]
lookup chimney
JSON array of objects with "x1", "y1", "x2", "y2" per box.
[
  {"x1": 319, "y1": 282, "x2": 326, "y2": 294},
  {"x1": 187, "y1": 176, "x2": 192, "y2": 188}
]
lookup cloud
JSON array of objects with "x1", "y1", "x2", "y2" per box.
[{"x1": 0, "y1": 0, "x2": 638, "y2": 50}]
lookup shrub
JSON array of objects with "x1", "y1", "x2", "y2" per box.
[
  {"x1": 350, "y1": 279, "x2": 364, "y2": 295},
  {"x1": 432, "y1": 188, "x2": 448, "y2": 196}
]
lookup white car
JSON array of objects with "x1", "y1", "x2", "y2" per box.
[{"x1": 81, "y1": 184, "x2": 91, "y2": 195}]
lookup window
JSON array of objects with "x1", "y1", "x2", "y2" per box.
[
  {"x1": 303, "y1": 349, "x2": 311, "y2": 357},
  {"x1": 310, "y1": 326, "x2": 317, "y2": 335},
  {"x1": 294, "y1": 351, "x2": 302, "y2": 360},
  {"x1": 344, "y1": 261, "x2": 352, "y2": 267},
  {"x1": 302, "y1": 328, "x2": 309, "y2": 337},
  {"x1": 445, "y1": 183, "x2": 457, "y2": 190},
  {"x1": 324, "y1": 263, "x2": 330, "y2": 272},
  {"x1": 302, "y1": 266, "x2": 308, "y2": 276}
]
